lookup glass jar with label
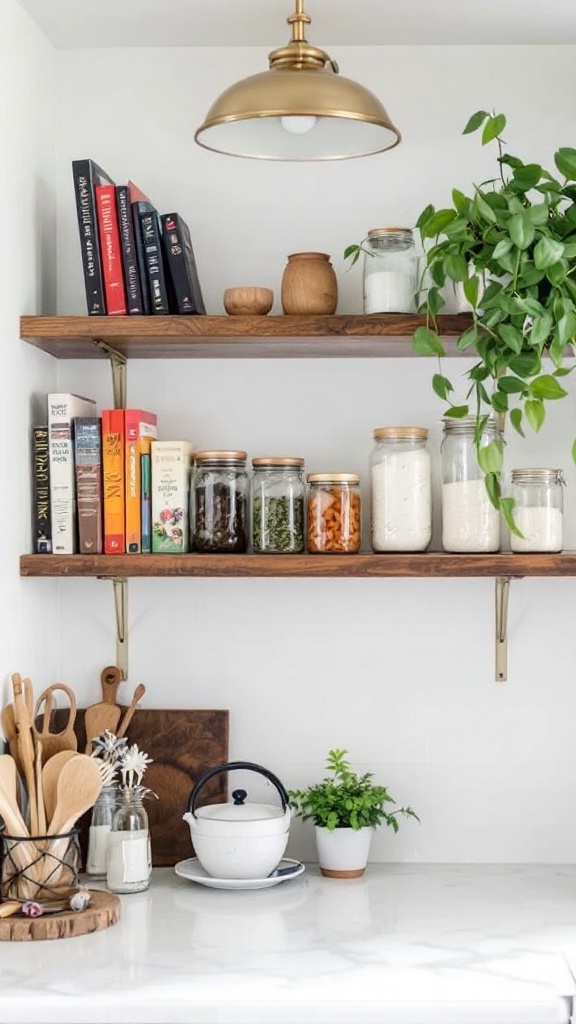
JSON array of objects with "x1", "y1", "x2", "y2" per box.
[
  {"x1": 441, "y1": 417, "x2": 502, "y2": 552},
  {"x1": 307, "y1": 473, "x2": 361, "y2": 553},
  {"x1": 363, "y1": 228, "x2": 418, "y2": 314},
  {"x1": 370, "y1": 427, "x2": 431, "y2": 552},
  {"x1": 510, "y1": 468, "x2": 565, "y2": 552},
  {"x1": 107, "y1": 788, "x2": 152, "y2": 895},
  {"x1": 192, "y1": 451, "x2": 248, "y2": 553},
  {"x1": 251, "y1": 457, "x2": 305, "y2": 553}
]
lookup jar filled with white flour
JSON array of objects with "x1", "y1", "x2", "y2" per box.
[
  {"x1": 510, "y1": 468, "x2": 564, "y2": 552},
  {"x1": 441, "y1": 417, "x2": 501, "y2": 552},
  {"x1": 370, "y1": 427, "x2": 431, "y2": 551},
  {"x1": 362, "y1": 228, "x2": 418, "y2": 314}
]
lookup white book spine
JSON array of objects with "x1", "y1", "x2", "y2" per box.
[
  {"x1": 151, "y1": 441, "x2": 194, "y2": 554},
  {"x1": 48, "y1": 393, "x2": 97, "y2": 554}
]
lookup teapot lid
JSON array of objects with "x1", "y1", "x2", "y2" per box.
[{"x1": 196, "y1": 789, "x2": 285, "y2": 822}]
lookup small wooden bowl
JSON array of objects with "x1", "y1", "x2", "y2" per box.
[{"x1": 223, "y1": 287, "x2": 274, "y2": 316}]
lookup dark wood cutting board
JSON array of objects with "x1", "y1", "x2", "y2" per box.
[{"x1": 51, "y1": 707, "x2": 229, "y2": 867}]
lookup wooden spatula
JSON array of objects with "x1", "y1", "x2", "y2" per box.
[{"x1": 84, "y1": 667, "x2": 123, "y2": 752}]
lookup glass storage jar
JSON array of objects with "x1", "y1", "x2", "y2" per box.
[
  {"x1": 363, "y1": 228, "x2": 418, "y2": 314},
  {"x1": 441, "y1": 416, "x2": 502, "y2": 552},
  {"x1": 192, "y1": 451, "x2": 248, "y2": 553},
  {"x1": 370, "y1": 427, "x2": 431, "y2": 552},
  {"x1": 307, "y1": 473, "x2": 361, "y2": 553},
  {"x1": 251, "y1": 457, "x2": 305, "y2": 553},
  {"x1": 510, "y1": 468, "x2": 565, "y2": 552},
  {"x1": 86, "y1": 785, "x2": 117, "y2": 878},
  {"x1": 107, "y1": 789, "x2": 152, "y2": 894}
]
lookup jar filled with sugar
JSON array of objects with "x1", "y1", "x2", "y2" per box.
[
  {"x1": 441, "y1": 417, "x2": 502, "y2": 553},
  {"x1": 510, "y1": 468, "x2": 565, "y2": 552},
  {"x1": 370, "y1": 427, "x2": 431, "y2": 552},
  {"x1": 362, "y1": 228, "x2": 418, "y2": 314}
]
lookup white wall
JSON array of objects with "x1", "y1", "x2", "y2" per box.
[
  {"x1": 0, "y1": 1, "x2": 58, "y2": 704},
  {"x1": 44, "y1": 43, "x2": 576, "y2": 862}
]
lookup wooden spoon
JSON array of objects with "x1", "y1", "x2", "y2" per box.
[
  {"x1": 47, "y1": 754, "x2": 103, "y2": 836},
  {"x1": 0, "y1": 754, "x2": 19, "y2": 808},
  {"x1": 41, "y1": 749, "x2": 77, "y2": 825},
  {"x1": 116, "y1": 684, "x2": 146, "y2": 739}
]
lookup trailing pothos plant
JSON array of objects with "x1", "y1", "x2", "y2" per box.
[{"x1": 414, "y1": 110, "x2": 576, "y2": 533}]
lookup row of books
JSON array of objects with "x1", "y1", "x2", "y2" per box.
[
  {"x1": 72, "y1": 159, "x2": 206, "y2": 317},
  {"x1": 32, "y1": 393, "x2": 195, "y2": 556}
]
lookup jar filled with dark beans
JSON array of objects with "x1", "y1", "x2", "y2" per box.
[
  {"x1": 251, "y1": 457, "x2": 305, "y2": 554},
  {"x1": 192, "y1": 451, "x2": 248, "y2": 553}
]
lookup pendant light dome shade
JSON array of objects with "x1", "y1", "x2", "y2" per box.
[{"x1": 194, "y1": 2, "x2": 401, "y2": 161}]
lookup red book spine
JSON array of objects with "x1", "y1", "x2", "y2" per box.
[{"x1": 95, "y1": 184, "x2": 127, "y2": 315}]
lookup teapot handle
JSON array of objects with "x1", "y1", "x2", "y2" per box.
[{"x1": 187, "y1": 760, "x2": 289, "y2": 817}]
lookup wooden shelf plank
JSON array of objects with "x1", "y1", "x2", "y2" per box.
[
  {"x1": 20, "y1": 314, "x2": 473, "y2": 359},
  {"x1": 19, "y1": 552, "x2": 576, "y2": 579}
]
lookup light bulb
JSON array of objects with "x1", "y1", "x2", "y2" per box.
[{"x1": 280, "y1": 115, "x2": 318, "y2": 135}]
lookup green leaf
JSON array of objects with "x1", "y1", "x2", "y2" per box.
[
  {"x1": 413, "y1": 326, "x2": 445, "y2": 357},
  {"x1": 491, "y1": 392, "x2": 509, "y2": 413},
  {"x1": 432, "y1": 373, "x2": 454, "y2": 400},
  {"x1": 508, "y1": 212, "x2": 535, "y2": 250},
  {"x1": 421, "y1": 209, "x2": 457, "y2": 238},
  {"x1": 533, "y1": 236, "x2": 565, "y2": 269},
  {"x1": 484, "y1": 472, "x2": 501, "y2": 510},
  {"x1": 529, "y1": 374, "x2": 568, "y2": 400},
  {"x1": 525, "y1": 399, "x2": 545, "y2": 431},
  {"x1": 429, "y1": 262, "x2": 446, "y2": 288},
  {"x1": 443, "y1": 405, "x2": 470, "y2": 418},
  {"x1": 510, "y1": 408, "x2": 525, "y2": 437},
  {"x1": 463, "y1": 110, "x2": 489, "y2": 135},
  {"x1": 498, "y1": 323, "x2": 523, "y2": 353},
  {"x1": 492, "y1": 238, "x2": 513, "y2": 259},
  {"x1": 477, "y1": 439, "x2": 504, "y2": 474},
  {"x1": 497, "y1": 376, "x2": 526, "y2": 394},
  {"x1": 555, "y1": 147, "x2": 576, "y2": 180},
  {"x1": 416, "y1": 204, "x2": 435, "y2": 230},
  {"x1": 456, "y1": 325, "x2": 483, "y2": 351},
  {"x1": 509, "y1": 353, "x2": 541, "y2": 377},
  {"x1": 444, "y1": 253, "x2": 469, "y2": 282},
  {"x1": 547, "y1": 258, "x2": 569, "y2": 284},
  {"x1": 525, "y1": 202, "x2": 550, "y2": 226},
  {"x1": 473, "y1": 193, "x2": 497, "y2": 224},
  {"x1": 463, "y1": 275, "x2": 480, "y2": 307},
  {"x1": 452, "y1": 189, "x2": 471, "y2": 216},
  {"x1": 425, "y1": 286, "x2": 445, "y2": 317},
  {"x1": 482, "y1": 113, "x2": 506, "y2": 145},
  {"x1": 512, "y1": 164, "x2": 543, "y2": 191},
  {"x1": 529, "y1": 312, "x2": 553, "y2": 348}
]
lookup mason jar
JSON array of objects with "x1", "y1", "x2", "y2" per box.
[
  {"x1": 370, "y1": 427, "x2": 431, "y2": 552},
  {"x1": 441, "y1": 417, "x2": 502, "y2": 552},
  {"x1": 307, "y1": 473, "x2": 361, "y2": 553},
  {"x1": 251, "y1": 457, "x2": 305, "y2": 553},
  {"x1": 363, "y1": 228, "x2": 418, "y2": 314},
  {"x1": 107, "y1": 789, "x2": 151, "y2": 895},
  {"x1": 192, "y1": 451, "x2": 248, "y2": 553},
  {"x1": 86, "y1": 785, "x2": 117, "y2": 878},
  {"x1": 510, "y1": 468, "x2": 565, "y2": 552}
]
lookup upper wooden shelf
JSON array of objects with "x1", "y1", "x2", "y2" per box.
[
  {"x1": 19, "y1": 552, "x2": 576, "y2": 579},
  {"x1": 20, "y1": 314, "x2": 472, "y2": 359}
]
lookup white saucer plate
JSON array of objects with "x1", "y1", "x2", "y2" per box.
[{"x1": 174, "y1": 857, "x2": 305, "y2": 890}]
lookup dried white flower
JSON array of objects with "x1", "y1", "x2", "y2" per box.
[
  {"x1": 90, "y1": 730, "x2": 128, "y2": 764},
  {"x1": 119, "y1": 743, "x2": 153, "y2": 788}
]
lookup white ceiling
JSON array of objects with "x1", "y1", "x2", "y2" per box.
[{"x1": 14, "y1": 0, "x2": 576, "y2": 48}]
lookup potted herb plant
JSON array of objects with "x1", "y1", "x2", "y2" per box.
[
  {"x1": 288, "y1": 748, "x2": 419, "y2": 878},
  {"x1": 413, "y1": 109, "x2": 576, "y2": 532}
]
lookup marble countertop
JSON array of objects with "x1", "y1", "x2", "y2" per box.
[{"x1": 2, "y1": 865, "x2": 576, "y2": 1024}]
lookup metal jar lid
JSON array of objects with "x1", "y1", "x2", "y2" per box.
[
  {"x1": 511, "y1": 468, "x2": 565, "y2": 485},
  {"x1": 373, "y1": 426, "x2": 428, "y2": 440},
  {"x1": 442, "y1": 416, "x2": 501, "y2": 436},
  {"x1": 367, "y1": 227, "x2": 413, "y2": 237},
  {"x1": 307, "y1": 473, "x2": 360, "y2": 484},
  {"x1": 194, "y1": 450, "x2": 247, "y2": 463},
  {"x1": 252, "y1": 457, "x2": 304, "y2": 468}
]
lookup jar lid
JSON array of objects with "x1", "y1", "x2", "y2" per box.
[
  {"x1": 367, "y1": 227, "x2": 413, "y2": 237},
  {"x1": 373, "y1": 426, "x2": 428, "y2": 440},
  {"x1": 252, "y1": 457, "x2": 305, "y2": 468},
  {"x1": 195, "y1": 450, "x2": 247, "y2": 462},
  {"x1": 442, "y1": 416, "x2": 501, "y2": 435},
  {"x1": 307, "y1": 473, "x2": 360, "y2": 484},
  {"x1": 511, "y1": 468, "x2": 565, "y2": 484}
]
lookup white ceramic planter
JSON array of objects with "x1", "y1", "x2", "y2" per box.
[{"x1": 314, "y1": 825, "x2": 374, "y2": 878}]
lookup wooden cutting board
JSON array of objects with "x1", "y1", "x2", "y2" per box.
[
  {"x1": 0, "y1": 890, "x2": 120, "y2": 941},
  {"x1": 51, "y1": 707, "x2": 229, "y2": 867}
]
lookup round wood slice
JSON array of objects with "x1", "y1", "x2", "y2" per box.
[{"x1": 0, "y1": 889, "x2": 121, "y2": 941}]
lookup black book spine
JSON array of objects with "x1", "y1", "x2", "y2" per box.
[
  {"x1": 71, "y1": 159, "x2": 112, "y2": 316},
  {"x1": 161, "y1": 213, "x2": 206, "y2": 315},
  {"x1": 116, "y1": 186, "x2": 143, "y2": 314},
  {"x1": 139, "y1": 210, "x2": 170, "y2": 314},
  {"x1": 31, "y1": 425, "x2": 52, "y2": 553},
  {"x1": 131, "y1": 201, "x2": 152, "y2": 315}
]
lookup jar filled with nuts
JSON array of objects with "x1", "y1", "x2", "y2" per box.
[
  {"x1": 192, "y1": 451, "x2": 248, "y2": 553},
  {"x1": 251, "y1": 457, "x2": 306, "y2": 553},
  {"x1": 307, "y1": 473, "x2": 361, "y2": 554}
]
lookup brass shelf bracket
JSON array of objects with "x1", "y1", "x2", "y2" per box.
[
  {"x1": 495, "y1": 576, "x2": 511, "y2": 682},
  {"x1": 112, "y1": 577, "x2": 128, "y2": 680},
  {"x1": 93, "y1": 338, "x2": 127, "y2": 409}
]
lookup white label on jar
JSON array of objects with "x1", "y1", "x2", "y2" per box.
[
  {"x1": 371, "y1": 450, "x2": 431, "y2": 551},
  {"x1": 442, "y1": 479, "x2": 500, "y2": 552},
  {"x1": 510, "y1": 506, "x2": 563, "y2": 552},
  {"x1": 107, "y1": 830, "x2": 151, "y2": 891},
  {"x1": 364, "y1": 271, "x2": 416, "y2": 313},
  {"x1": 86, "y1": 824, "x2": 111, "y2": 876}
]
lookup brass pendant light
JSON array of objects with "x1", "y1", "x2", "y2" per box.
[{"x1": 194, "y1": 0, "x2": 401, "y2": 161}]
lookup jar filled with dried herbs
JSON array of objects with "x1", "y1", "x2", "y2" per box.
[
  {"x1": 192, "y1": 451, "x2": 248, "y2": 553},
  {"x1": 251, "y1": 457, "x2": 306, "y2": 553}
]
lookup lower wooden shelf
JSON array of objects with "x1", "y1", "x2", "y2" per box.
[{"x1": 19, "y1": 552, "x2": 576, "y2": 579}]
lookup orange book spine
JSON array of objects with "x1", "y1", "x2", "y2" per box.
[
  {"x1": 102, "y1": 408, "x2": 125, "y2": 554},
  {"x1": 124, "y1": 409, "x2": 157, "y2": 553}
]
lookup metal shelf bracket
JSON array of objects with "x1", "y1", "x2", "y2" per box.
[
  {"x1": 495, "y1": 576, "x2": 511, "y2": 682},
  {"x1": 93, "y1": 338, "x2": 127, "y2": 409},
  {"x1": 112, "y1": 577, "x2": 128, "y2": 680}
]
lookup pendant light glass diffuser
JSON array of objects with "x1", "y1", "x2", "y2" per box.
[{"x1": 194, "y1": 0, "x2": 401, "y2": 161}]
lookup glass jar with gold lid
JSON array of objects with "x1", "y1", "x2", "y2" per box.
[
  {"x1": 192, "y1": 450, "x2": 248, "y2": 553},
  {"x1": 363, "y1": 227, "x2": 418, "y2": 314},
  {"x1": 370, "y1": 426, "x2": 431, "y2": 552},
  {"x1": 307, "y1": 473, "x2": 361, "y2": 554},
  {"x1": 251, "y1": 457, "x2": 305, "y2": 553}
]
